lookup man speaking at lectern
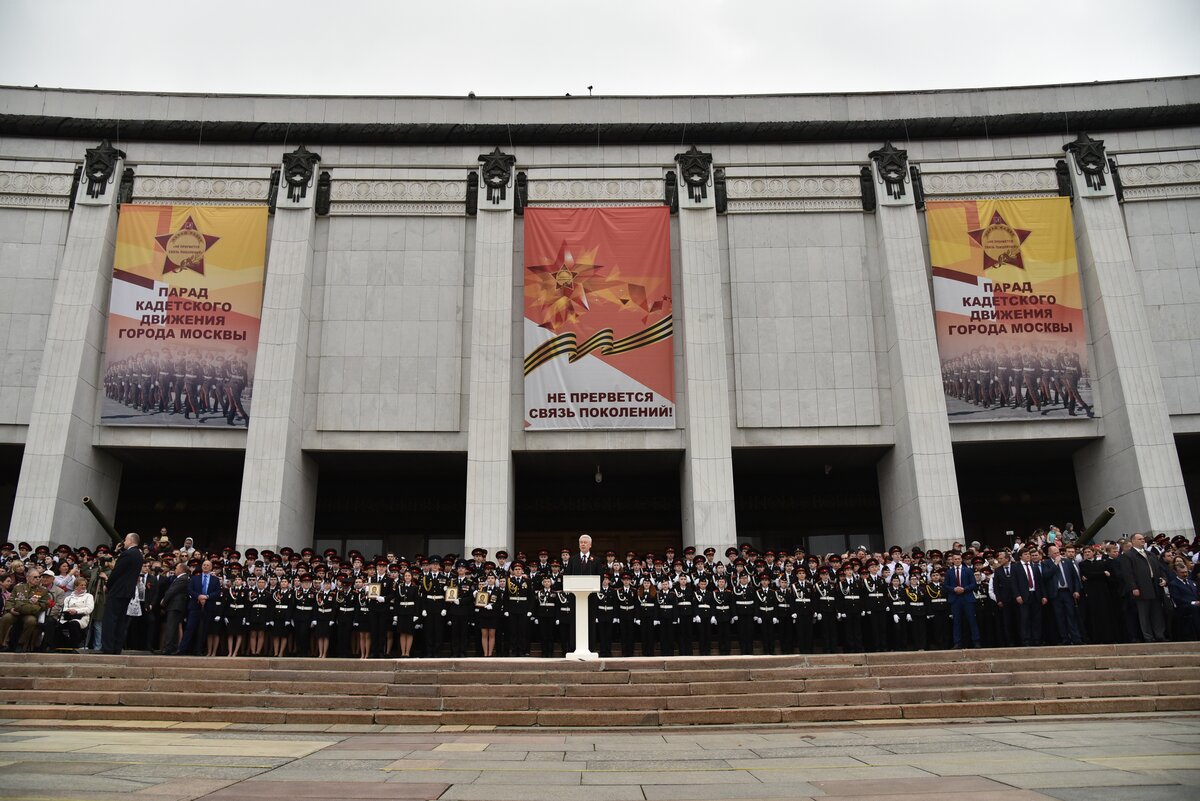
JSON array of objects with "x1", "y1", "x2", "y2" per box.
[
  {"x1": 565, "y1": 534, "x2": 602, "y2": 655},
  {"x1": 566, "y1": 534, "x2": 604, "y2": 576}
]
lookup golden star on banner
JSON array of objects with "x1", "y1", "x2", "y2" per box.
[
  {"x1": 968, "y1": 210, "x2": 1032, "y2": 269},
  {"x1": 155, "y1": 216, "x2": 220, "y2": 275}
]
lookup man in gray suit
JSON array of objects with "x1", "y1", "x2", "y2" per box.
[{"x1": 1118, "y1": 532, "x2": 1169, "y2": 642}]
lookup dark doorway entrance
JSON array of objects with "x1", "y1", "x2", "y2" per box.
[
  {"x1": 313, "y1": 451, "x2": 466, "y2": 560},
  {"x1": 1176, "y1": 434, "x2": 1200, "y2": 528},
  {"x1": 514, "y1": 450, "x2": 682, "y2": 558},
  {"x1": 733, "y1": 446, "x2": 887, "y2": 555},
  {"x1": 953, "y1": 439, "x2": 1085, "y2": 549},
  {"x1": 110, "y1": 447, "x2": 244, "y2": 552},
  {"x1": 0, "y1": 445, "x2": 21, "y2": 541}
]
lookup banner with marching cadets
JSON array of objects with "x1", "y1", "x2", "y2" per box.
[
  {"x1": 927, "y1": 197, "x2": 1093, "y2": 421},
  {"x1": 523, "y1": 207, "x2": 675, "y2": 429},
  {"x1": 101, "y1": 204, "x2": 267, "y2": 427}
]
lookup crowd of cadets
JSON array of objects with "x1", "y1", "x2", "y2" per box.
[{"x1": 4, "y1": 532, "x2": 1198, "y2": 657}]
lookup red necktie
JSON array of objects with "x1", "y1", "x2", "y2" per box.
[{"x1": 1025, "y1": 564, "x2": 1034, "y2": 588}]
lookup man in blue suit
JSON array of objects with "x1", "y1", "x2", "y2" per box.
[
  {"x1": 1042, "y1": 545, "x2": 1084, "y2": 645},
  {"x1": 1011, "y1": 547, "x2": 1047, "y2": 646},
  {"x1": 174, "y1": 559, "x2": 220, "y2": 655},
  {"x1": 942, "y1": 552, "x2": 981, "y2": 648}
]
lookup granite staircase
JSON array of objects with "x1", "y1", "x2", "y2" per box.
[{"x1": 0, "y1": 641, "x2": 1197, "y2": 727}]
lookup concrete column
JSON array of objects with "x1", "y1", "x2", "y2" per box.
[
  {"x1": 463, "y1": 152, "x2": 516, "y2": 556},
  {"x1": 235, "y1": 154, "x2": 319, "y2": 554},
  {"x1": 8, "y1": 143, "x2": 126, "y2": 547},
  {"x1": 1064, "y1": 136, "x2": 1195, "y2": 539},
  {"x1": 869, "y1": 146, "x2": 966, "y2": 551},
  {"x1": 675, "y1": 150, "x2": 738, "y2": 551}
]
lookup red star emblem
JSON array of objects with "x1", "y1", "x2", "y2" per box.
[
  {"x1": 968, "y1": 211, "x2": 1032, "y2": 269},
  {"x1": 155, "y1": 216, "x2": 220, "y2": 275}
]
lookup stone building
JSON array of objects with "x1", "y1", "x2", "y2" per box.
[{"x1": 0, "y1": 76, "x2": 1197, "y2": 558}]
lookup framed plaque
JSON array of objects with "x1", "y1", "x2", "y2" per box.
[
  {"x1": 474, "y1": 589, "x2": 490, "y2": 608},
  {"x1": 445, "y1": 585, "x2": 459, "y2": 603},
  {"x1": 366, "y1": 583, "x2": 382, "y2": 599}
]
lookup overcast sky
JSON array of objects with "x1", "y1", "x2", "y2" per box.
[{"x1": 1, "y1": 0, "x2": 1198, "y2": 97}]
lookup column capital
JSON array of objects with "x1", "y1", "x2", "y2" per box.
[
  {"x1": 867, "y1": 142, "x2": 913, "y2": 206},
  {"x1": 477, "y1": 147, "x2": 517, "y2": 211},
  {"x1": 1062, "y1": 133, "x2": 1115, "y2": 198},
  {"x1": 674, "y1": 145, "x2": 715, "y2": 209},
  {"x1": 278, "y1": 145, "x2": 322, "y2": 210},
  {"x1": 76, "y1": 139, "x2": 127, "y2": 207}
]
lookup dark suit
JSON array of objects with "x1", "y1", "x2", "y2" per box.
[
  {"x1": 992, "y1": 563, "x2": 1018, "y2": 646},
  {"x1": 942, "y1": 565, "x2": 981, "y2": 648},
  {"x1": 1167, "y1": 574, "x2": 1199, "y2": 640},
  {"x1": 176, "y1": 572, "x2": 221, "y2": 655},
  {"x1": 159, "y1": 573, "x2": 190, "y2": 653},
  {"x1": 1118, "y1": 548, "x2": 1167, "y2": 641},
  {"x1": 1041, "y1": 558, "x2": 1084, "y2": 644},
  {"x1": 1010, "y1": 559, "x2": 1045, "y2": 646},
  {"x1": 101, "y1": 547, "x2": 143, "y2": 654},
  {"x1": 143, "y1": 573, "x2": 165, "y2": 650}
]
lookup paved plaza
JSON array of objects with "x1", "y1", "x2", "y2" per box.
[{"x1": 0, "y1": 714, "x2": 1195, "y2": 800}]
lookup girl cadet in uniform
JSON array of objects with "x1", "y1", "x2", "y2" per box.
[
  {"x1": 223, "y1": 574, "x2": 247, "y2": 658},
  {"x1": 790, "y1": 566, "x2": 815, "y2": 654},
  {"x1": 905, "y1": 571, "x2": 927, "y2": 650},
  {"x1": 656, "y1": 576, "x2": 677, "y2": 655},
  {"x1": 247, "y1": 575, "x2": 272, "y2": 656},
  {"x1": 272, "y1": 576, "x2": 293, "y2": 657},
  {"x1": 925, "y1": 568, "x2": 950, "y2": 649},
  {"x1": 313, "y1": 579, "x2": 336, "y2": 658},
  {"x1": 352, "y1": 576, "x2": 371, "y2": 659},
  {"x1": 474, "y1": 572, "x2": 503, "y2": 657},
  {"x1": 637, "y1": 576, "x2": 658, "y2": 657},
  {"x1": 535, "y1": 574, "x2": 559, "y2": 657},
  {"x1": 693, "y1": 575, "x2": 714, "y2": 656},
  {"x1": 394, "y1": 568, "x2": 420, "y2": 658},
  {"x1": 886, "y1": 572, "x2": 907, "y2": 651},
  {"x1": 594, "y1": 572, "x2": 615, "y2": 658}
]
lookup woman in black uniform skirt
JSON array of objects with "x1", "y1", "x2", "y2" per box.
[
  {"x1": 314, "y1": 581, "x2": 336, "y2": 658},
  {"x1": 394, "y1": 569, "x2": 421, "y2": 658},
  {"x1": 272, "y1": 578, "x2": 293, "y2": 657},
  {"x1": 474, "y1": 573, "x2": 503, "y2": 657},
  {"x1": 247, "y1": 577, "x2": 272, "y2": 656},
  {"x1": 885, "y1": 573, "x2": 907, "y2": 651},
  {"x1": 352, "y1": 578, "x2": 371, "y2": 659},
  {"x1": 205, "y1": 577, "x2": 226, "y2": 658},
  {"x1": 224, "y1": 577, "x2": 248, "y2": 658}
]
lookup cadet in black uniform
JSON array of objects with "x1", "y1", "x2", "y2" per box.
[
  {"x1": 755, "y1": 573, "x2": 777, "y2": 655},
  {"x1": 535, "y1": 575, "x2": 560, "y2": 658},
  {"x1": 593, "y1": 573, "x2": 615, "y2": 658},
  {"x1": 732, "y1": 571, "x2": 756, "y2": 654},
  {"x1": 314, "y1": 581, "x2": 336, "y2": 658},
  {"x1": 615, "y1": 573, "x2": 638, "y2": 657},
  {"x1": 292, "y1": 574, "x2": 317, "y2": 657},
  {"x1": 905, "y1": 572, "x2": 927, "y2": 650},
  {"x1": 394, "y1": 569, "x2": 420, "y2": 658},
  {"x1": 224, "y1": 576, "x2": 247, "y2": 657},
  {"x1": 885, "y1": 573, "x2": 907, "y2": 651},
  {"x1": 247, "y1": 576, "x2": 272, "y2": 656},
  {"x1": 637, "y1": 577, "x2": 657, "y2": 656},
  {"x1": 791, "y1": 567, "x2": 814, "y2": 654},
  {"x1": 447, "y1": 563, "x2": 476, "y2": 658},
  {"x1": 712, "y1": 575, "x2": 733, "y2": 655},
  {"x1": 863, "y1": 562, "x2": 888, "y2": 652},
  {"x1": 420, "y1": 559, "x2": 449, "y2": 657},
  {"x1": 656, "y1": 577, "x2": 676, "y2": 655},
  {"x1": 474, "y1": 573, "x2": 503, "y2": 657},
  {"x1": 694, "y1": 575, "x2": 714, "y2": 656},
  {"x1": 814, "y1": 567, "x2": 838, "y2": 652},
  {"x1": 272, "y1": 577, "x2": 293, "y2": 657},
  {"x1": 504, "y1": 563, "x2": 532, "y2": 657},
  {"x1": 674, "y1": 575, "x2": 695, "y2": 656},
  {"x1": 926, "y1": 569, "x2": 949, "y2": 649}
]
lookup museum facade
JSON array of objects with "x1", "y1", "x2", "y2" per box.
[{"x1": 0, "y1": 77, "x2": 1198, "y2": 558}]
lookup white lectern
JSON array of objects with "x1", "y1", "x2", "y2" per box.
[{"x1": 563, "y1": 575, "x2": 600, "y2": 661}]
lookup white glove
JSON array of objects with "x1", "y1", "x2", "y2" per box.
[
  {"x1": 791, "y1": 613, "x2": 797, "y2": 621},
  {"x1": 440, "y1": 609, "x2": 447, "y2": 617},
  {"x1": 503, "y1": 611, "x2": 509, "y2": 617},
  {"x1": 814, "y1": 613, "x2": 822, "y2": 622},
  {"x1": 905, "y1": 613, "x2": 912, "y2": 622},
  {"x1": 692, "y1": 615, "x2": 701, "y2": 624},
  {"x1": 421, "y1": 609, "x2": 427, "y2": 617},
  {"x1": 861, "y1": 611, "x2": 867, "y2": 617},
  {"x1": 837, "y1": 613, "x2": 846, "y2": 621},
  {"x1": 892, "y1": 614, "x2": 900, "y2": 624},
  {"x1": 710, "y1": 617, "x2": 717, "y2": 625},
  {"x1": 634, "y1": 618, "x2": 641, "y2": 626},
  {"x1": 415, "y1": 623, "x2": 423, "y2": 631},
  {"x1": 485, "y1": 604, "x2": 493, "y2": 610},
  {"x1": 772, "y1": 618, "x2": 779, "y2": 625},
  {"x1": 612, "y1": 618, "x2": 620, "y2": 625},
  {"x1": 753, "y1": 616, "x2": 762, "y2": 624},
  {"x1": 653, "y1": 620, "x2": 660, "y2": 626},
  {"x1": 731, "y1": 615, "x2": 739, "y2": 623}
]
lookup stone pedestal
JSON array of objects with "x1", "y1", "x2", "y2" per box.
[
  {"x1": 235, "y1": 159, "x2": 319, "y2": 554},
  {"x1": 869, "y1": 147, "x2": 965, "y2": 551},
  {"x1": 8, "y1": 145, "x2": 126, "y2": 547},
  {"x1": 1064, "y1": 137, "x2": 1195, "y2": 539},
  {"x1": 676, "y1": 150, "x2": 738, "y2": 552},
  {"x1": 463, "y1": 152, "x2": 517, "y2": 557}
]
